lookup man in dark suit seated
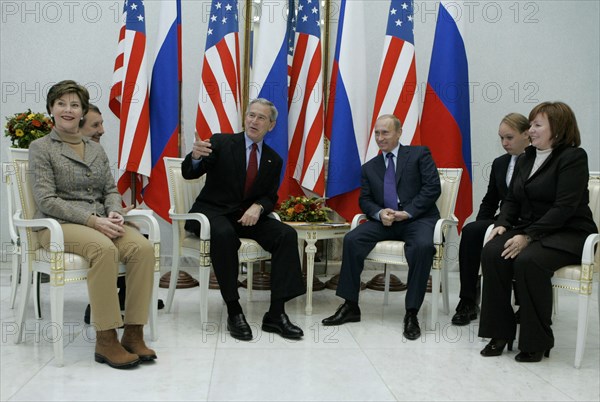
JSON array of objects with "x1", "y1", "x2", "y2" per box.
[
  {"x1": 182, "y1": 98, "x2": 305, "y2": 341},
  {"x1": 322, "y1": 114, "x2": 441, "y2": 340}
]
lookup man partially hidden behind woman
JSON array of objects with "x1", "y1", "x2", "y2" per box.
[{"x1": 29, "y1": 80, "x2": 157, "y2": 369}]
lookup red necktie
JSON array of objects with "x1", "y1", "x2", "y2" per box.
[{"x1": 244, "y1": 143, "x2": 258, "y2": 195}]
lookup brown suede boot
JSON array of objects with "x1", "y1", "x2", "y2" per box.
[
  {"x1": 121, "y1": 325, "x2": 157, "y2": 361},
  {"x1": 95, "y1": 329, "x2": 140, "y2": 369}
]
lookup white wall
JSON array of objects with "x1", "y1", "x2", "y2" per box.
[{"x1": 2, "y1": 0, "x2": 599, "y2": 263}]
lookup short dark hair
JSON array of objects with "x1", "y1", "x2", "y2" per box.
[
  {"x1": 46, "y1": 80, "x2": 90, "y2": 116},
  {"x1": 528, "y1": 101, "x2": 581, "y2": 148}
]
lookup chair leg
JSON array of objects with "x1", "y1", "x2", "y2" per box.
[
  {"x1": 165, "y1": 251, "x2": 181, "y2": 313},
  {"x1": 430, "y1": 269, "x2": 441, "y2": 330},
  {"x1": 441, "y1": 265, "x2": 450, "y2": 314},
  {"x1": 552, "y1": 287, "x2": 559, "y2": 316},
  {"x1": 574, "y1": 293, "x2": 590, "y2": 368},
  {"x1": 49, "y1": 281, "x2": 65, "y2": 367},
  {"x1": 247, "y1": 262, "x2": 254, "y2": 301},
  {"x1": 383, "y1": 265, "x2": 390, "y2": 306},
  {"x1": 9, "y1": 252, "x2": 19, "y2": 309},
  {"x1": 15, "y1": 262, "x2": 32, "y2": 344},
  {"x1": 199, "y1": 265, "x2": 210, "y2": 331},
  {"x1": 34, "y1": 273, "x2": 41, "y2": 319},
  {"x1": 148, "y1": 271, "x2": 159, "y2": 341}
]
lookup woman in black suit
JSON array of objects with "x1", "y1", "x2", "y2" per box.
[
  {"x1": 451, "y1": 113, "x2": 530, "y2": 326},
  {"x1": 478, "y1": 102, "x2": 597, "y2": 362}
]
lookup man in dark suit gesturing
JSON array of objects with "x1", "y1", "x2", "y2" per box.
[
  {"x1": 322, "y1": 114, "x2": 441, "y2": 340},
  {"x1": 182, "y1": 98, "x2": 305, "y2": 341}
]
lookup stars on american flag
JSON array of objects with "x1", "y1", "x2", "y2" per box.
[
  {"x1": 387, "y1": 0, "x2": 414, "y2": 42},
  {"x1": 124, "y1": 0, "x2": 145, "y2": 33},
  {"x1": 206, "y1": 0, "x2": 238, "y2": 46},
  {"x1": 296, "y1": 0, "x2": 320, "y2": 35}
]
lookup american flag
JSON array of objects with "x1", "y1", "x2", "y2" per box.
[
  {"x1": 109, "y1": 0, "x2": 151, "y2": 205},
  {"x1": 286, "y1": 0, "x2": 325, "y2": 196},
  {"x1": 287, "y1": 1, "x2": 296, "y2": 81},
  {"x1": 365, "y1": 0, "x2": 420, "y2": 161},
  {"x1": 195, "y1": 0, "x2": 242, "y2": 139}
]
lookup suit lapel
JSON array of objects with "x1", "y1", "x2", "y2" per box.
[
  {"x1": 232, "y1": 133, "x2": 247, "y2": 189},
  {"x1": 83, "y1": 139, "x2": 101, "y2": 166},
  {"x1": 395, "y1": 145, "x2": 410, "y2": 185}
]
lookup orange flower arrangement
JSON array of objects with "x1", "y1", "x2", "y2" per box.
[
  {"x1": 277, "y1": 196, "x2": 332, "y2": 222},
  {"x1": 4, "y1": 109, "x2": 53, "y2": 149}
]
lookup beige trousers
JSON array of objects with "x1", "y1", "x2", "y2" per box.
[{"x1": 39, "y1": 224, "x2": 155, "y2": 330}]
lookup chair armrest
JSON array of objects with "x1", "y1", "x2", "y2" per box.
[
  {"x1": 351, "y1": 214, "x2": 367, "y2": 229},
  {"x1": 169, "y1": 208, "x2": 211, "y2": 239},
  {"x1": 433, "y1": 217, "x2": 458, "y2": 244},
  {"x1": 124, "y1": 210, "x2": 160, "y2": 243},
  {"x1": 581, "y1": 233, "x2": 599, "y2": 265},
  {"x1": 268, "y1": 212, "x2": 281, "y2": 221},
  {"x1": 482, "y1": 224, "x2": 495, "y2": 246},
  {"x1": 13, "y1": 210, "x2": 64, "y2": 252}
]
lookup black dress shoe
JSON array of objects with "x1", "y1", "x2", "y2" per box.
[
  {"x1": 480, "y1": 338, "x2": 513, "y2": 356},
  {"x1": 451, "y1": 299, "x2": 480, "y2": 326},
  {"x1": 322, "y1": 303, "x2": 361, "y2": 326},
  {"x1": 227, "y1": 313, "x2": 253, "y2": 341},
  {"x1": 403, "y1": 311, "x2": 421, "y2": 340},
  {"x1": 262, "y1": 313, "x2": 304, "y2": 339},
  {"x1": 515, "y1": 349, "x2": 550, "y2": 363}
]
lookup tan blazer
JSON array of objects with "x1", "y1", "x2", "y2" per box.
[{"x1": 29, "y1": 129, "x2": 122, "y2": 226}]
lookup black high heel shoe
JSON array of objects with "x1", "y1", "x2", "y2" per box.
[
  {"x1": 480, "y1": 338, "x2": 514, "y2": 357},
  {"x1": 515, "y1": 349, "x2": 550, "y2": 363}
]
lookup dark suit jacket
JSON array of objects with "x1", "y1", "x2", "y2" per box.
[
  {"x1": 359, "y1": 145, "x2": 441, "y2": 220},
  {"x1": 182, "y1": 132, "x2": 282, "y2": 219},
  {"x1": 476, "y1": 153, "x2": 512, "y2": 220},
  {"x1": 495, "y1": 145, "x2": 597, "y2": 255}
]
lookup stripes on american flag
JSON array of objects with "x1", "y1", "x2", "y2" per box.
[
  {"x1": 286, "y1": 0, "x2": 325, "y2": 196},
  {"x1": 195, "y1": 0, "x2": 242, "y2": 139},
  {"x1": 365, "y1": 0, "x2": 420, "y2": 161},
  {"x1": 109, "y1": 0, "x2": 151, "y2": 205}
]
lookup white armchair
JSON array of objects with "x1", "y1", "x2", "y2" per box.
[
  {"x1": 551, "y1": 172, "x2": 599, "y2": 368},
  {"x1": 9, "y1": 158, "x2": 161, "y2": 367},
  {"x1": 350, "y1": 168, "x2": 462, "y2": 330},
  {"x1": 481, "y1": 172, "x2": 599, "y2": 368},
  {"x1": 163, "y1": 157, "x2": 275, "y2": 330}
]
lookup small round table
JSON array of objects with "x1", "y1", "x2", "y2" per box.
[{"x1": 285, "y1": 222, "x2": 351, "y2": 315}]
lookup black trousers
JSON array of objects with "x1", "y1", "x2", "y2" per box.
[
  {"x1": 457, "y1": 219, "x2": 494, "y2": 303},
  {"x1": 336, "y1": 217, "x2": 436, "y2": 311},
  {"x1": 208, "y1": 214, "x2": 305, "y2": 304},
  {"x1": 478, "y1": 230, "x2": 579, "y2": 352}
]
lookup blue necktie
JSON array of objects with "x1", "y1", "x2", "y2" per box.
[{"x1": 384, "y1": 153, "x2": 397, "y2": 209}]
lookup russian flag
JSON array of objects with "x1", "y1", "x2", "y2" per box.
[
  {"x1": 325, "y1": 0, "x2": 369, "y2": 221},
  {"x1": 420, "y1": 0, "x2": 472, "y2": 230},
  {"x1": 251, "y1": 0, "x2": 293, "y2": 199},
  {"x1": 144, "y1": 0, "x2": 182, "y2": 222}
]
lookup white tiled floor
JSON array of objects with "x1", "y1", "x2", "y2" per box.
[{"x1": 1, "y1": 264, "x2": 599, "y2": 401}]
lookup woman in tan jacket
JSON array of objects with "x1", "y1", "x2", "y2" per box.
[{"x1": 29, "y1": 80, "x2": 156, "y2": 369}]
